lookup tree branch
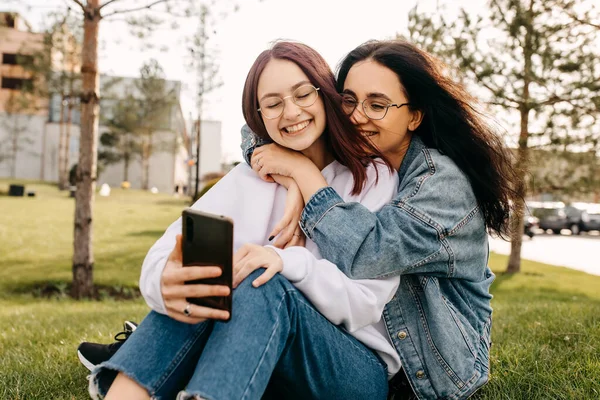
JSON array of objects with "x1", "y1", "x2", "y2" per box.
[
  {"x1": 101, "y1": 0, "x2": 171, "y2": 18},
  {"x1": 68, "y1": 0, "x2": 86, "y2": 13},
  {"x1": 98, "y1": 0, "x2": 121, "y2": 11},
  {"x1": 565, "y1": 10, "x2": 600, "y2": 30},
  {"x1": 489, "y1": 101, "x2": 519, "y2": 109}
]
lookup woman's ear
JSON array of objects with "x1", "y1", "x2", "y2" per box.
[{"x1": 408, "y1": 110, "x2": 424, "y2": 132}]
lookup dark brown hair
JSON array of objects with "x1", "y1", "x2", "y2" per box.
[
  {"x1": 337, "y1": 40, "x2": 519, "y2": 233},
  {"x1": 242, "y1": 41, "x2": 390, "y2": 194}
]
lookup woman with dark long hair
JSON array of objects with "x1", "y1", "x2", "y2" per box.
[
  {"x1": 88, "y1": 41, "x2": 401, "y2": 400},
  {"x1": 243, "y1": 39, "x2": 519, "y2": 399}
]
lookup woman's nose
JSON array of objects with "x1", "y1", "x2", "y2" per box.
[
  {"x1": 282, "y1": 98, "x2": 302, "y2": 120},
  {"x1": 350, "y1": 106, "x2": 369, "y2": 125}
]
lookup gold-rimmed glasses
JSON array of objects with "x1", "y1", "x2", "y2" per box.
[
  {"x1": 258, "y1": 85, "x2": 320, "y2": 119},
  {"x1": 341, "y1": 93, "x2": 410, "y2": 120}
]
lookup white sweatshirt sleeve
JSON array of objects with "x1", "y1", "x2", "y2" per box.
[
  {"x1": 270, "y1": 161, "x2": 400, "y2": 332},
  {"x1": 139, "y1": 164, "x2": 281, "y2": 314}
]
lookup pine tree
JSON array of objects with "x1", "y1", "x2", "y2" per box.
[{"x1": 405, "y1": 0, "x2": 600, "y2": 273}]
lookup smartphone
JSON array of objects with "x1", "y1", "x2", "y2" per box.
[{"x1": 181, "y1": 208, "x2": 234, "y2": 320}]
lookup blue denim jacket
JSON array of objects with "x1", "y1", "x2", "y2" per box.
[{"x1": 240, "y1": 125, "x2": 494, "y2": 400}]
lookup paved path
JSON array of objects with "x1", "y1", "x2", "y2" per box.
[{"x1": 489, "y1": 233, "x2": 600, "y2": 276}]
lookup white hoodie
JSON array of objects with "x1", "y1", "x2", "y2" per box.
[{"x1": 139, "y1": 161, "x2": 402, "y2": 377}]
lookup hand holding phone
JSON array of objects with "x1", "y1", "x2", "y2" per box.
[
  {"x1": 160, "y1": 234, "x2": 231, "y2": 324},
  {"x1": 181, "y1": 209, "x2": 234, "y2": 320}
]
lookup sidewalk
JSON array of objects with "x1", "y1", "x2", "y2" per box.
[{"x1": 489, "y1": 234, "x2": 600, "y2": 276}]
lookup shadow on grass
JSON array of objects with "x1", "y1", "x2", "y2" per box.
[
  {"x1": 127, "y1": 229, "x2": 165, "y2": 238},
  {"x1": 156, "y1": 198, "x2": 191, "y2": 207},
  {"x1": 489, "y1": 271, "x2": 516, "y2": 293},
  {"x1": 6, "y1": 280, "x2": 141, "y2": 300},
  {"x1": 492, "y1": 284, "x2": 600, "y2": 307}
]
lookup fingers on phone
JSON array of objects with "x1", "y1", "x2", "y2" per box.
[
  {"x1": 180, "y1": 266, "x2": 222, "y2": 282},
  {"x1": 187, "y1": 284, "x2": 230, "y2": 298}
]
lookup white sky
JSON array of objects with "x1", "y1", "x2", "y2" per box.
[{"x1": 10, "y1": 0, "x2": 483, "y2": 163}]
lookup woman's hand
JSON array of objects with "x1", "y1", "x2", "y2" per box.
[
  {"x1": 253, "y1": 143, "x2": 329, "y2": 204},
  {"x1": 233, "y1": 244, "x2": 283, "y2": 289},
  {"x1": 251, "y1": 143, "x2": 308, "y2": 179},
  {"x1": 268, "y1": 181, "x2": 306, "y2": 249},
  {"x1": 161, "y1": 235, "x2": 231, "y2": 324}
]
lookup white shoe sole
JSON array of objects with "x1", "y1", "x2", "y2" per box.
[{"x1": 78, "y1": 350, "x2": 96, "y2": 372}]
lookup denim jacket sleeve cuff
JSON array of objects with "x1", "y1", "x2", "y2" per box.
[{"x1": 299, "y1": 186, "x2": 344, "y2": 240}]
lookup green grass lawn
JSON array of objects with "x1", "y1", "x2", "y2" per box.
[{"x1": 0, "y1": 179, "x2": 599, "y2": 399}]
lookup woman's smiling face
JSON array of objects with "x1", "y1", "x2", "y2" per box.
[
  {"x1": 342, "y1": 59, "x2": 423, "y2": 164},
  {"x1": 257, "y1": 58, "x2": 326, "y2": 152}
]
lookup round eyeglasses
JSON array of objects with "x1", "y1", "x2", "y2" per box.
[
  {"x1": 258, "y1": 85, "x2": 320, "y2": 120},
  {"x1": 341, "y1": 94, "x2": 410, "y2": 120}
]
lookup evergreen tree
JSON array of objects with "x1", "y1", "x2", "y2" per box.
[{"x1": 405, "y1": 0, "x2": 600, "y2": 273}]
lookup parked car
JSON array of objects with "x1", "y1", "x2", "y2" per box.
[
  {"x1": 524, "y1": 208, "x2": 539, "y2": 238},
  {"x1": 583, "y1": 213, "x2": 600, "y2": 232},
  {"x1": 532, "y1": 205, "x2": 588, "y2": 235}
]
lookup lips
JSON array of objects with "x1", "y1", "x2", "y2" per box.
[
  {"x1": 359, "y1": 130, "x2": 378, "y2": 137},
  {"x1": 282, "y1": 119, "x2": 311, "y2": 134}
]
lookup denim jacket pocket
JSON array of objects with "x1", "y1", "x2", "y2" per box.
[{"x1": 442, "y1": 296, "x2": 478, "y2": 358}]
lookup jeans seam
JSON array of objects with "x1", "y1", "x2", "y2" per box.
[{"x1": 240, "y1": 289, "x2": 289, "y2": 399}]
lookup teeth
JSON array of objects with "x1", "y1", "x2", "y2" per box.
[
  {"x1": 360, "y1": 130, "x2": 378, "y2": 136},
  {"x1": 285, "y1": 120, "x2": 310, "y2": 133}
]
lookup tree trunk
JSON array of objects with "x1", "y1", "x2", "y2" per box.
[
  {"x1": 72, "y1": 1, "x2": 100, "y2": 299},
  {"x1": 507, "y1": 7, "x2": 533, "y2": 274},
  {"x1": 194, "y1": 119, "x2": 202, "y2": 198},
  {"x1": 141, "y1": 133, "x2": 152, "y2": 190},
  {"x1": 506, "y1": 145, "x2": 528, "y2": 273},
  {"x1": 58, "y1": 95, "x2": 67, "y2": 189},
  {"x1": 40, "y1": 122, "x2": 47, "y2": 180},
  {"x1": 123, "y1": 152, "x2": 130, "y2": 182},
  {"x1": 10, "y1": 117, "x2": 18, "y2": 179},
  {"x1": 62, "y1": 100, "x2": 74, "y2": 189}
]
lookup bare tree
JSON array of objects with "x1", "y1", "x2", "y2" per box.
[
  {"x1": 62, "y1": 0, "x2": 244, "y2": 297},
  {"x1": 189, "y1": 5, "x2": 222, "y2": 199}
]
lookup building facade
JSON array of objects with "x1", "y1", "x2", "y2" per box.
[{"x1": 0, "y1": 12, "x2": 223, "y2": 194}]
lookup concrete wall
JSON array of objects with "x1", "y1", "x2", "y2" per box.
[{"x1": 0, "y1": 114, "x2": 223, "y2": 195}]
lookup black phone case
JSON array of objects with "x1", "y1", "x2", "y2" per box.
[{"x1": 181, "y1": 208, "x2": 233, "y2": 320}]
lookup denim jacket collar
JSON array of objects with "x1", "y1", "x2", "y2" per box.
[{"x1": 397, "y1": 135, "x2": 427, "y2": 182}]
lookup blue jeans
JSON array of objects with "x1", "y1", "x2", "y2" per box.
[{"x1": 89, "y1": 270, "x2": 389, "y2": 400}]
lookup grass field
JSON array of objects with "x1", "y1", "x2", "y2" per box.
[{"x1": 0, "y1": 179, "x2": 598, "y2": 399}]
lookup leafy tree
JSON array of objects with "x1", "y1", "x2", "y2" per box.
[
  {"x1": 527, "y1": 149, "x2": 600, "y2": 201},
  {"x1": 405, "y1": 0, "x2": 600, "y2": 273},
  {"x1": 0, "y1": 91, "x2": 35, "y2": 178},
  {"x1": 18, "y1": 11, "x2": 82, "y2": 189},
  {"x1": 98, "y1": 93, "x2": 142, "y2": 182},
  {"x1": 60, "y1": 0, "x2": 241, "y2": 298},
  {"x1": 134, "y1": 59, "x2": 177, "y2": 190},
  {"x1": 17, "y1": 0, "x2": 253, "y2": 298}
]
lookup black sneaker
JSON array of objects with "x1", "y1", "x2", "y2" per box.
[{"x1": 77, "y1": 321, "x2": 138, "y2": 371}]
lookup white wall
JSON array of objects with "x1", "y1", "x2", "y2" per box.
[
  {"x1": 198, "y1": 120, "x2": 222, "y2": 178},
  {"x1": 0, "y1": 116, "x2": 223, "y2": 195}
]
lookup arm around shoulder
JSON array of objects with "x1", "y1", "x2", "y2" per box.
[
  {"x1": 301, "y1": 156, "x2": 477, "y2": 280},
  {"x1": 240, "y1": 124, "x2": 271, "y2": 165}
]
